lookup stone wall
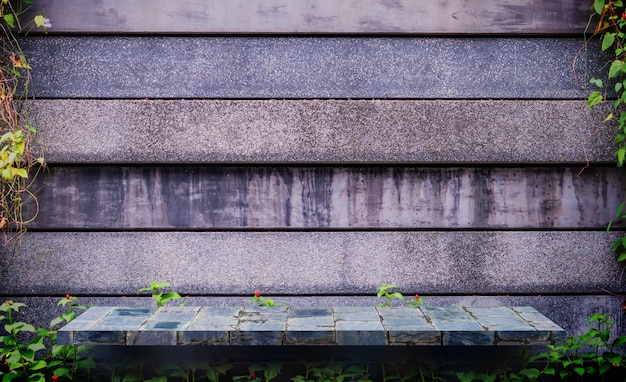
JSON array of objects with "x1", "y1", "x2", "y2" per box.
[{"x1": 2, "y1": 0, "x2": 625, "y2": 336}]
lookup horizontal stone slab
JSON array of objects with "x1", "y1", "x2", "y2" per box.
[
  {"x1": 57, "y1": 306, "x2": 564, "y2": 346},
  {"x1": 20, "y1": 37, "x2": 596, "y2": 99},
  {"x1": 5, "y1": 295, "x2": 622, "y2": 343},
  {"x1": 25, "y1": 165, "x2": 626, "y2": 229},
  {"x1": 28, "y1": 99, "x2": 613, "y2": 163},
  {"x1": 25, "y1": 0, "x2": 592, "y2": 35},
  {"x1": 1, "y1": 231, "x2": 623, "y2": 296}
]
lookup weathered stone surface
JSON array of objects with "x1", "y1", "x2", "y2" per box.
[
  {"x1": 21, "y1": 37, "x2": 596, "y2": 99},
  {"x1": 24, "y1": 0, "x2": 592, "y2": 35},
  {"x1": 28, "y1": 99, "x2": 612, "y2": 164},
  {"x1": 24, "y1": 165, "x2": 624, "y2": 229},
  {"x1": 1, "y1": 231, "x2": 622, "y2": 296}
]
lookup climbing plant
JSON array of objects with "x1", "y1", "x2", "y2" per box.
[
  {"x1": 588, "y1": 0, "x2": 626, "y2": 269},
  {"x1": 0, "y1": 0, "x2": 48, "y2": 252}
]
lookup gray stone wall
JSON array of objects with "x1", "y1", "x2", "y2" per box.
[{"x1": 2, "y1": 0, "x2": 625, "y2": 337}]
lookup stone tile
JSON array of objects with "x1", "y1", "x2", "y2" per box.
[
  {"x1": 187, "y1": 315, "x2": 238, "y2": 329},
  {"x1": 74, "y1": 307, "x2": 114, "y2": 321},
  {"x1": 287, "y1": 316, "x2": 334, "y2": 327},
  {"x1": 443, "y1": 331, "x2": 495, "y2": 346},
  {"x1": 430, "y1": 321, "x2": 484, "y2": 331},
  {"x1": 289, "y1": 308, "x2": 333, "y2": 317},
  {"x1": 466, "y1": 307, "x2": 521, "y2": 318},
  {"x1": 92, "y1": 316, "x2": 148, "y2": 330},
  {"x1": 336, "y1": 321, "x2": 384, "y2": 331},
  {"x1": 179, "y1": 330, "x2": 230, "y2": 345},
  {"x1": 75, "y1": 330, "x2": 125, "y2": 345},
  {"x1": 230, "y1": 331, "x2": 283, "y2": 345},
  {"x1": 381, "y1": 316, "x2": 430, "y2": 327},
  {"x1": 336, "y1": 330, "x2": 387, "y2": 346},
  {"x1": 150, "y1": 306, "x2": 200, "y2": 321},
  {"x1": 475, "y1": 316, "x2": 532, "y2": 328},
  {"x1": 377, "y1": 307, "x2": 425, "y2": 317},
  {"x1": 127, "y1": 330, "x2": 177, "y2": 346},
  {"x1": 109, "y1": 307, "x2": 155, "y2": 317},
  {"x1": 196, "y1": 307, "x2": 243, "y2": 317},
  {"x1": 284, "y1": 330, "x2": 335, "y2": 345},
  {"x1": 422, "y1": 306, "x2": 475, "y2": 322},
  {"x1": 497, "y1": 330, "x2": 551, "y2": 345},
  {"x1": 238, "y1": 321, "x2": 286, "y2": 331},
  {"x1": 141, "y1": 321, "x2": 190, "y2": 330},
  {"x1": 334, "y1": 307, "x2": 381, "y2": 322},
  {"x1": 389, "y1": 330, "x2": 441, "y2": 345}
]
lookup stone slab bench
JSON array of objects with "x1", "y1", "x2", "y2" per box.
[{"x1": 58, "y1": 306, "x2": 565, "y2": 347}]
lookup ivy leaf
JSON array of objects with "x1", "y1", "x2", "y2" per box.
[
  {"x1": 609, "y1": 60, "x2": 625, "y2": 79},
  {"x1": 590, "y1": 78, "x2": 603, "y2": 88},
  {"x1": 594, "y1": 0, "x2": 606, "y2": 14},
  {"x1": 3, "y1": 14, "x2": 16, "y2": 29},
  {"x1": 588, "y1": 91, "x2": 603, "y2": 107},
  {"x1": 617, "y1": 146, "x2": 626, "y2": 167},
  {"x1": 603, "y1": 33, "x2": 616, "y2": 51},
  {"x1": 34, "y1": 15, "x2": 45, "y2": 27}
]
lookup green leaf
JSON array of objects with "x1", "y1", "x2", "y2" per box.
[
  {"x1": 591, "y1": 77, "x2": 603, "y2": 88},
  {"x1": 3, "y1": 14, "x2": 15, "y2": 28},
  {"x1": 29, "y1": 360, "x2": 46, "y2": 371},
  {"x1": 617, "y1": 146, "x2": 626, "y2": 167},
  {"x1": 617, "y1": 133, "x2": 626, "y2": 143},
  {"x1": 588, "y1": 91, "x2": 604, "y2": 107},
  {"x1": 609, "y1": 60, "x2": 625, "y2": 79},
  {"x1": 603, "y1": 33, "x2": 616, "y2": 51},
  {"x1": 613, "y1": 336, "x2": 626, "y2": 347},
  {"x1": 594, "y1": 0, "x2": 606, "y2": 14},
  {"x1": 33, "y1": 15, "x2": 44, "y2": 27}
]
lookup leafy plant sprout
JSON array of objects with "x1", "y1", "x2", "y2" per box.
[
  {"x1": 249, "y1": 290, "x2": 282, "y2": 307},
  {"x1": 377, "y1": 283, "x2": 404, "y2": 307},
  {"x1": 137, "y1": 281, "x2": 183, "y2": 307}
]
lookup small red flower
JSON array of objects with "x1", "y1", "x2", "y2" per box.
[
  {"x1": 65, "y1": 294, "x2": 71, "y2": 300},
  {"x1": 254, "y1": 290, "x2": 261, "y2": 298},
  {"x1": 622, "y1": 12, "x2": 626, "y2": 19},
  {"x1": 569, "y1": 334, "x2": 573, "y2": 340},
  {"x1": 250, "y1": 371, "x2": 256, "y2": 380},
  {"x1": 415, "y1": 294, "x2": 420, "y2": 300},
  {"x1": 6, "y1": 300, "x2": 11, "y2": 305},
  {"x1": 52, "y1": 375, "x2": 59, "y2": 381}
]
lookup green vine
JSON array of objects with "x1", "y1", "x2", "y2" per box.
[
  {"x1": 587, "y1": 0, "x2": 626, "y2": 269},
  {"x1": 0, "y1": 0, "x2": 47, "y2": 252}
]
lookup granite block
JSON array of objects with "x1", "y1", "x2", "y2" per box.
[
  {"x1": 389, "y1": 331, "x2": 442, "y2": 345},
  {"x1": 179, "y1": 330, "x2": 230, "y2": 345},
  {"x1": 284, "y1": 330, "x2": 335, "y2": 345},
  {"x1": 431, "y1": 321, "x2": 485, "y2": 331},
  {"x1": 287, "y1": 316, "x2": 334, "y2": 327},
  {"x1": 289, "y1": 308, "x2": 333, "y2": 317},
  {"x1": 444, "y1": 331, "x2": 495, "y2": 346},
  {"x1": 187, "y1": 316, "x2": 238, "y2": 329},
  {"x1": 230, "y1": 331, "x2": 284, "y2": 346},
  {"x1": 75, "y1": 330, "x2": 125, "y2": 345},
  {"x1": 497, "y1": 330, "x2": 551, "y2": 344},
  {"x1": 336, "y1": 330, "x2": 387, "y2": 346}
]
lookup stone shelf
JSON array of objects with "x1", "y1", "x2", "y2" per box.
[{"x1": 58, "y1": 306, "x2": 565, "y2": 347}]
